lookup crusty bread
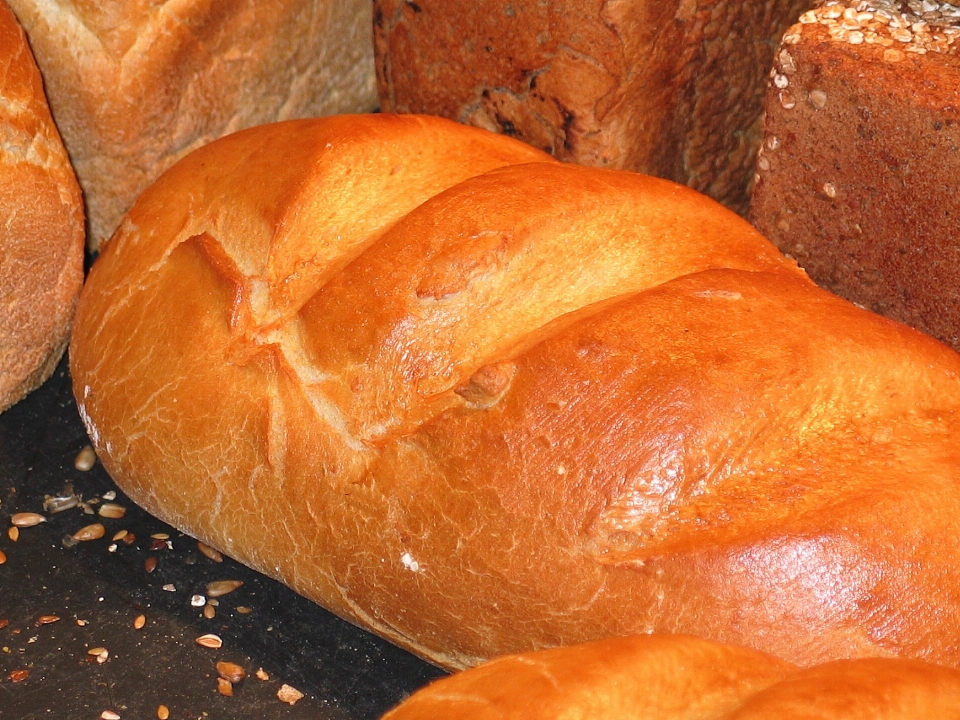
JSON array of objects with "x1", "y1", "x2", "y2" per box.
[
  {"x1": 374, "y1": 0, "x2": 810, "y2": 215},
  {"x1": 383, "y1": 635, "x2": 960, "y2": 719},
  {"x1": 71, "y1": 114, "x2": 960, "y2": 671},
  {"x1": 750, "y1": 0, "x2": 960, "y2": 352},
  {"x1": 0, "y1": 0, "x2": 84, "y2": 413},
  {"x1": 6, "y1": 0, "x2": 377, "y2": 249}
]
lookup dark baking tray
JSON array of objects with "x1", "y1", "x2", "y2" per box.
[{"x1": 0, "y1": 359, "x2": 445, "y2": 719}]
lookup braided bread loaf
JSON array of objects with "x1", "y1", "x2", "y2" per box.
[
  {"x1": 70, "y1": 114, "x2": 960, "y2": 671},
  {"x1": 383, "y1": 635, "x2": 960, "y2": 719}
]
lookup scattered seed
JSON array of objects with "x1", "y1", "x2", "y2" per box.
[
  {"x1": 151, "y1": 533, "x2": 170, "y2": 541},
  {"x1": 102, "y1": 491, "x2": 116, "y2": 501},
  {"x1": 133, "y1": 615, "x2": 146, "y2": 630},
  {"x1": 144, "y1": 557, "x2": 157, "y2": 573},
  {"x1": 256, "y1": 668, "x2": 270, "y2": 681},
  {"x1": 217, "y1": 677, "x2": 233, "y2": 696},
  {"x1": 73, "y1": 523, "x2": 106, "y2": 542},
  {"x1": 277, "y1": 684, "x2": 304, "y2": 705},
  {"x1": 7, "y1": 527, "x2": 18, "y2": 542},
  {"x1": 100, "y1": 711, "x2": 120, "y2": 720},
  {"x1": 88, "y1": 647, "x2": 109, "y2": 663},
  {"x1": 197, "y1": 542, "x2": 223, "y2": 563},
  {"x1": 112, "y1": 529, "x2": 128, "y2": 542},
  {"x1": 0, "y1": 550, "x2": 6, "y2": 565},
  {"x1": 809, "y1": 89, "x2": 828, "y2": 109},
  {"x1": 0, "y1": 619, "x2": 8, "y2": 629},
  {"x1": 74, "y1": 445, "x2": 97, "y2": 471},
  {"x1": 162, "y1": 584, "x2": 176, "y2": 592},
  {"x1": 196, "y1": 634, "x2": 222, "y2": 649},
  {"x1": 823, "y1": 181, "x2": 838, "y2": 198},
  {"x1": 217, "y1": 661, "x2": 246, "y2": 683},
  {"x1": 98, "y1": 504, "x2": 126, "y2": 519},
  {"x1": 206, "y1": 580, "x2": 243, "y2": 598},
  {"x1": 9, "y1": 669, "x2": 29, "y2": 682},
  {"x1": 203, "y1": 605, "x2": 216, "y2": 620},
  {"x1": 44, "y1": 491, "x2": 79, "y2": 514},
  {"x1": 157, "y1": 705, "x2": 170, "y2": 720},
  {"x1": 11, "y1": 513, "x2": 45, "y2": 528},
  {"x1": 35, "y1": 615, "x2": 59, "y2": 626},
  {"x1": 122, "y1": 533, "x2": 136, "y2": 545},
  {"x1": 149, "y1": 539, "x2": 167, "y2": 551},
  {"x1": 236, "y1": 606, "x2": 253, "y2": 615},
  {"x1": 191, "y1": 595, "x2": 206, "y2": 608}
]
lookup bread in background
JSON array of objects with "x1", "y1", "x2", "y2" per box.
[
  {"x1": 374, "y1": 0, "x2": 809, "y2": 215},
  {"x1": 751, "y1": 0, "x2": 960, "y2": 350},
  {"x1": 0, "y1": 0, "x2": 83, "y2": 413},
  {"x1": 7, "y1": 0, "x2": 377, "y2": 249}
]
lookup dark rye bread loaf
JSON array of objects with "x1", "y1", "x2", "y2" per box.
[
  {"x1": 750, "y1": 0, "x2": 960, "y2": 350},
  {"x1": 0, "y1": 0, "x2": 84, "y2": 412},
  {"x1": 374, "y1": 0, "x2": 810, "y2": 215}
]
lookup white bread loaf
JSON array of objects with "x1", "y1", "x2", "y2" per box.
[
  {"x1": 70, "y1": 114, "x2": 960, "y2": 671},
  {"x1": 6, "y1": 0, "x2": 377, "y2": 249},
  {"x1": 383, "y1": 635, "x2": 960, "y2": 719},
  {"x1": 0, "y1": 0, "x2": 83, "y2": 412}
]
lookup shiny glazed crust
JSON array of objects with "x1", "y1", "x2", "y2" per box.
[
  {"x1": 71, "y1": 114, "x2": 960, "y2": 670},
  {"x1": 383, "y1": 635, "x2": 960, "y2": 719},
  {"x1": 0, "y1": 0, "x2": 84, "y2": 412}
]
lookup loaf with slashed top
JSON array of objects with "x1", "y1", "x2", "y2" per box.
[{"x1": 71, "y1": 113, "x2": 960, "y2": 671}]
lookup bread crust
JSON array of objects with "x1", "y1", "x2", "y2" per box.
[
  {"x1": 71, "y1": 114, "x2": 960, "y2": 670},
  {"x1": 383, "y1": 635, "x2": 960, "y2": 719},
  {"x1": 0, "y1": 0, "x2": 84, "y2": 412},
  {"x1": 6, "y1": 0, "x2": 377, "y2": 248}
]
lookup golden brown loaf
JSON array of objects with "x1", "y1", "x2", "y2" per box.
[
  {"x1": 71, "y1": 114, "x2": 960, "y2": 671},
  {"x1": 383, "y1": 635, "x2": 960, "y2": 719},
  {"x1": 6, "y1": 0, "x2": 377, "y2": 249},
  {"x1": 0, "y1": 0, "x2": 84, "y2": 412},
  {"x1": 374, "y1": 0, "x2": 810, "y2": 215}
]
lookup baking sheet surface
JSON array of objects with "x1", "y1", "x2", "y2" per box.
[{"x1": 0, "y1": 361, "x2": 444, "y2": 719}]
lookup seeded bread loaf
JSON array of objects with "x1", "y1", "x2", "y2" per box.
[
  {"x1": 0, "y1": 0, "x2": 84, "y2": 413},
  {"x1": 384, "y1": 635, "x2": 960, "y2": 719},
  {"x1": 374, "y1": 0, "x2": 809, "y2": 215},
  {"x1": 71, "y1": 114, "x2": 960, "y2": 671},
  {"x1": 750, "y1": 0, "x2": 960, "y2": 350},
  {"x1": 6, "y1": 0, "x2": 377, "y2": 249}
]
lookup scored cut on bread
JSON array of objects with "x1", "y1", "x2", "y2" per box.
[
  {"x1": 0, "y1": 0, "x2": 84, "y2": 412},
  {"x1": 71, "y1": 113, "x2": 960, "y2": 671}
]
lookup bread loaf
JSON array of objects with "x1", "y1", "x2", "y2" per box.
[
  {"x1": 6, "y1": 0, "x2": 377, "y2": 249},
  {"x1": 383, "y1": 635, "x2": 960, "y2": 719},
  {"x1": 71, "y1": 114, "x2": 960, "y2": 671},
  {"x1": 374, "y1": 0, "x2": 810, "y2": 215},
  {"x1": 0, "y1": 0, "x2": 84, "y2": 412},
  {"x1": 750, "y1": 0, "x2": 960, "y2": 351}
]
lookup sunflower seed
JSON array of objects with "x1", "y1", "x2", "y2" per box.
[
  {"x1": 196, "y1": 634, "x2": 222, "y2": 649},
  {"x1": 72, "y1": 524, "x2": 106, "y2": 542},
  {"x1": 74, "y1": 445, "x2": 97, "y2": 471},
  {"x1": 11, "y1": 513, "x2": 45, "y2": 528},
  {"x1": 206, "y1": 580, "x2": 243, "y2": 598}
]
